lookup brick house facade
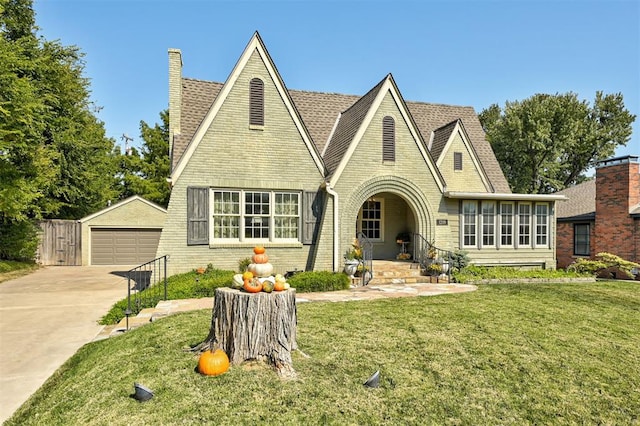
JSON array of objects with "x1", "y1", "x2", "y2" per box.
[{"x1": 556, "y1": 155, "x2": 640, "y2": 270}]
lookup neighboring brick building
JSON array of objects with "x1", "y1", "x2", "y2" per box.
[{"x1": 556, "y1": 155, "x2": 640, "y2": 270}]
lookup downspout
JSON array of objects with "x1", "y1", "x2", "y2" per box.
[{"x1": 323, "y1": 181, "x2": 340, "y2": 272}]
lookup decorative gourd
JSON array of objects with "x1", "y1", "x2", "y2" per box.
[
  {"x1": 253, "y1": 246, "x2": 266, "y2": 255},
  {"x1": 274, "y1": 280, "x2": 285, "y2": 292},
  {"x1": 242, "y1": 271, "x2": 254, "y2": 281},
  {"x1": 231, "y1": 274, "x2": 244, "y2": 289},
  {"x1": 262, "y1": 280, "x2": 274, "y2": 293},
  {"x1": 198, "y1": 349, "x2": 230, "y2": 376},
  {"x1": 247, "y1": 262, "x2": 273, "y2": 278},
  {"x1": 243, "y1": 277, "x2": 263, "y2": 293},
  {"x1": 252, "y1": 253, "x2": 269, "y2": 264}
]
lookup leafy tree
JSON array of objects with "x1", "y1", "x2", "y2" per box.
[
  {"x1": 0, "y1": 0, "x2": 118, "y2": 259},
  {"x1": 479, "y1": 92, "x2": 635, "y2": 194},
  {"x1": 117, "y1": 110, "x2": 170, "y2": 207}
]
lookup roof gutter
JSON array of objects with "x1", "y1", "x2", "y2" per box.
[
  {"x1": 444, "y1": 191, "x2": 568, "y2": 201},
  {"x1": 323, "y1": 181, "x2": 340, "y2": 272}
]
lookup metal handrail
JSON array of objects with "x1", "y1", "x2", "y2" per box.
[
  {"x1": 411, "y1": 233, "x2": 453, "y2": 280},
  {"x1": 356, "y1": 232, "x2": 374, "y2": 285},
  {"x1": 125, "y1": 255, "x2": 168, "y2": 330}
]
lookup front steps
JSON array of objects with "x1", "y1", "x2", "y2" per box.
[{"x1": 366, "y1": 260, "x2": 449, "y2": 285}]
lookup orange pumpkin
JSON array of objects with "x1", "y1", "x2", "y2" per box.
[
  {"x1": 274, "y1": 280, "x2": 285, "y2": 292},
  {"x1": 253, "y1": 246, "x2": 266, "y2": 254},
  {"x1": 243, "y1": 277, "x2": 263, "y2": 293},
  {"x1": 242, "y1": 271, "x2": 254, "y2": 281},
  {"x1": 252, "y1": 253, "x2": 269, "y2": 264},
  {"x1": 198, "y1": 349, "x2": 230, "y2": 376}
]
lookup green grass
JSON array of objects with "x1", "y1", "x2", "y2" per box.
[
  {"x1": 9, "y1": 281, "x2": 639, "y2": 425},
  {"x1": 0, "y1": 260, "x2": 38, "y2": 284}
]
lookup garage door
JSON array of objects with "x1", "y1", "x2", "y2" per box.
[{"x1": 91, "y1": 228, "x2": 162, "y2": 265}]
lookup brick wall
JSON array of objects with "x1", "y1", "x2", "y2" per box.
[{"x1": 594, "y1": 157, "x2": 639, "y2": 263}]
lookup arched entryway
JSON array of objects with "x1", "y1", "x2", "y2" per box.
[{"x1": 343, "y1": 176, "x2": 436, "y2": 260}]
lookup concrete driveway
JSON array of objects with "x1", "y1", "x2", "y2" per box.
[{"x1": 0, "y1": 266, "x2": 132, "y2": 423}]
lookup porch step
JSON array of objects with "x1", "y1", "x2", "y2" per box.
[{"x1": 367, "y1": 260, "x2": 449, "y2": 285}]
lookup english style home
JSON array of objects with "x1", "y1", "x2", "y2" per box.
[{"x1": 156, "y1": 32, "x2": 565, "y2": 276}]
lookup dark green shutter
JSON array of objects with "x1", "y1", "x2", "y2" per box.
[
  {"x1": 382, "y1": 116, "x2": 395, "y2": 161},
  {"x1": 302, "y1": 190, "x2": 324, "y2": 245},
  {"x1": 187, "y1": 187, "x2": 208, "y2": 245}
]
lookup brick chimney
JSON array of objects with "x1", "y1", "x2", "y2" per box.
[
  {"x1": 594, "y1": 155, "x2": 640, "y2": 263},
  {"x1": 168, "y1": 48, "x2": 182, "y2": 172}
]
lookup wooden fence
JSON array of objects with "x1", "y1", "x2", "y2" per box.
[{"x1": 37, "y1": 220, "x2": 82, "y2": 266}]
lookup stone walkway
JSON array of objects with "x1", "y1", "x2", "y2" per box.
[{"x1": 95, "y1": 281, "x2": 477, "y2": 340}]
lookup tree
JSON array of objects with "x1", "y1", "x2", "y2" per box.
[
  {"x1": 479, "y1": 92, "x2": 635, "y2": 194},
  {"x1": 0, "y1": 0, "x2": 118, "y2": 259},
  {"x1": 117, "y1": 110, "x2": 170, "y2": 207}
]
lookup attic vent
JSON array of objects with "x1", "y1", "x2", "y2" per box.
[
  {"x1": 454, "y1": 152, "x2": 463, "y2": 170},
  {"x1": 382, "y1": 116, "x2": 395, "y2": 162},
  {"x1": 249, "y1": 78, "x2": 264, "y2": 126}
]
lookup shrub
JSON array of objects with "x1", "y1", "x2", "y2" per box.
[
  {"x1": 287, "y1": 271, "x2": 351, "y2": 293},
  {"x1": 568, "y1": 252, "x2": 640, "y2": 279},
  {"x1": 0, "y1": 220, "x2": 40, "y2": 261},
  {"x1": 453, "y1": 265, "x2": 589, "y2": 284},
  {"x1": 238, "y1": 258, "x2": 251, "y2": 272},
  {"x1": 445, "y1": 249, "x2": 470, "y2": 273}
]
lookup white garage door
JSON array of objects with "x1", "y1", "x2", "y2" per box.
[{"x1": 91, "y1": 228, "x2": 162, "y2": 265}]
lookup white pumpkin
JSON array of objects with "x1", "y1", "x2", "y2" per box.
[
  {"x1": 231, "y1": 274, "x2": 244, "y2": 289},
  {"x1": 248, "y1": 262, "x2": 274, "y2": 278}
]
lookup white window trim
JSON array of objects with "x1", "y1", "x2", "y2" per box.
[
  {"x1": 498, "y1": 202, "x2": 515, "y2": 248},
  {"x1": 516, "y1": 202, "x2": 532, "y2": 248},
  {"x1": 533, "y1": 203, "x2": 549, "y2": 248},
  {"x1": 210, "y1": 189, "x2": 301, "y2": 244},
  {"x1": 480, "y1": 201, "x2": 496, "y2": 248},
  {"x1": 461, "y1": 200, "x2": 478, "y2": 248},
  {"x1": 357, "y1": 198, "x2": 385, "y2": 242}
]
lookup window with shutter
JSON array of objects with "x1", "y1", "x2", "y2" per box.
[
  {"x1": 454, "y1": 152, "x2": 463, "y2": 170},
  {"x1": 187, "y1": 187, "x2": 209, "y2": 245},
  {"x1": 249, "y1": 78, "x2": 264, "y2": 126},
  {"x1": 382, "y1": 116, "x2": 395, "y2": 162}
]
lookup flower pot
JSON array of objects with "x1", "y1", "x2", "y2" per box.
[{"x1": 344, "y1": 260, "x2": 359, "y2": 276}]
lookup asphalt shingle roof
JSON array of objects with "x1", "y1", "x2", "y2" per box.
[
  {"x1": 556, "y1": 179, "x2": 596, "y2": 220},
  {"x1": 175, "y1": 77, "x2": 511, "y2": 193},
  {"x1": 430, "y1": 120, "x2": 458, "y2": 162}
]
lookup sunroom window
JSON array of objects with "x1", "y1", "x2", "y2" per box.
[
  {"x1": 518, "y1": 203, "x2": 531, "y2": 246},
  {"x1": 534, "y1": 203, "x2": 549, "y2": 247},
  {"x1": 462, "y1": 201, "x2": 477, "y2": 247},
  {"x1": 500, "y1": 202, "x2": 514, "y2": 246},
  {"x1": 481, "y1": 201, "x2": 496, "y2": 247}
]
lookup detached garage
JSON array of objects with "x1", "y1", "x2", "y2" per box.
[{"x1": 80, "y1": 196, "x2": 167, "y2": 266}]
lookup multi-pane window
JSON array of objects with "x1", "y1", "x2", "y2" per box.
[
  {"x1": 574, "y1": 223, "x2": 590, "y2": 256},
  {"x1": 462, "y1": 201, "x2": 477, "y2": 247},
  {"x1": 382, "y1": 116, "x2": 395, "y2": 162},
  {"x1": 535, "y1": 203, "x2": 549, "y2": 246},
  {"x1": 211, "y1": 189, "x2": 299, "y2": 242},
  {"x1": 274, "y1": 193, "x2": 299, "y2": 239},
  {"x1": 212, "y1": 191, "x2": 240, "y2": 239},
  {"x1": 518, "y1": 203, "x2": 531, "y2": 246},
  {"x1": 481, "y1": 201, "x2": 496, "y2": 246},
  {"x1": 500, "y1": 203, "x2": 513, "y2": 246},
  {"x1": 359, "y1": 200, "x2": 382, "y2": 240}
]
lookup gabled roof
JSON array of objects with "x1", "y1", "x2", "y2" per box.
[
  {"x1": 170, "y1": 32, "x2": 325, "y2": 182},
  {"x1": 429, "y1": 120, "x2": 457, "y2": 160},
  {"x1": 171, "y1": 34, "x2": 511, "y2": 193},
  {"x1": 555, "y1": 179, "x2": 596, "y2": 220},
  {"x1": 80, "y1": 195, "x2": 167, "y2": 223}
]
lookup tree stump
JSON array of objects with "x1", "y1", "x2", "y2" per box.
[{"x1": 201, "y1": 287, "x2": 298, "y2": 378}]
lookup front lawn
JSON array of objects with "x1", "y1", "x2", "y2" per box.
[{"x1": 8, "y1": 281, "x2": 639, "y2": 425}]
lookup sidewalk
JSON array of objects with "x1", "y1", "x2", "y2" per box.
[{"x1": 95, "y1": 281, "x2": 477, "y2": 340}]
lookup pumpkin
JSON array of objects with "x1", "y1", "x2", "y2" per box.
[
  {"x1": 243, "y1": 277, "x2": 263, "y2": 293},
  {"x1": 247, "y1": 262, "x2": 273, "y2": 278},
  {"x1": 253, "y1": 246, "x2": 266, "y2": 255},
  {"x1": 252, "y1": 253, "x2": 269, "y2": 264},
  {"x1": 198, "y1": 348, "x2": 230, "y2": 376},
  {"x1": 231, "y1": 274, "x2": 244, "y2": 289},
  {"x1": 274, "y1": 280, "x2": 285, "y2": 292},
  {"x1": 242, "y1": 271, "x2": 254, "y2": 281}
]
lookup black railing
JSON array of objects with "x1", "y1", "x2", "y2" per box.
[
  {"x1": 356, "y1": 232, "x2": 374, "y2": 285},
  {"x1": 411, "y1": 233, "x2": 453, "y2": 281},
  {"x1": 125, "y1": 255, "x2": 168, "y2": 330}
]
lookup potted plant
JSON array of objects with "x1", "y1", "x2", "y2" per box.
[{"x1": 344, "y1": 238, "x2": 363, "y2": 276}]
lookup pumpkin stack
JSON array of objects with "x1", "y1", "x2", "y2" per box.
[{"x1": 247, "y1": 246, "x2": 274, "y2": 278}]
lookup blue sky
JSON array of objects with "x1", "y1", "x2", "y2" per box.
[{"x1": 34, "y1": 0, "x2": 639, "y2": 159}]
